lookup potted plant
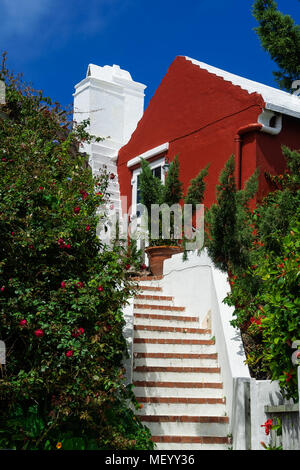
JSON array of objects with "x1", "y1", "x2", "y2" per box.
[{"x1": 138, "y1": 156, "x2": 184, "y2": 275}]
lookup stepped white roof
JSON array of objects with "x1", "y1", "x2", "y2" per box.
[{"x1": 185, "y1": 56, "x2": 300, "y2": 119}]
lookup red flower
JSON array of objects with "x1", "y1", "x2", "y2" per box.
[
  {"x1": 250, "y1": 316, "x2": 262, "y2": 327},
  {"x1": 19, "y1": 319, "x2": 27, "y2": 326},
  {"x1": 34, "y1": 329, "x2": 44, "y2": 338},
  {"x1": 125, "y1": 264, "x2": 131, "y2": 270},
  {"x1": 0, "y1": 286, "x2": 5, "y2": 292},
  {"x1": 74, "y1": 206, "x2": 80, "y2": 214},
  {"x1": 284, "y1": 371, "x2": 292, "y2": 383},
  {"x1": 65, "y1": 350, "x2": 74, "y2": 358},
  {"x1": 96, "y1": 192, "x2": 103, "y2": 197},
  {"x1": 261, "y1": 419, "x2": 273, "y2": 435},
  {"x1": 61, "y1": 281, "x2": 66, "y2": 289},
  {"x1": 97, "y1": 286, "x2": 104, "y2": 292},
  {"x1": 80, "y1": 190, "x2": 88, "y2": 199},
  {"x1": 85, "y1": 225, "x2": 90, "y2": 231},
  {"x1": 72, "y1": 327, "x2": 84, "y2": 338},
  {"x1": 65, "y1": 244, "x2": 71, "y2": 250},
  {"x1": 76, "y1": 281, "x2": 84, "y2": 288},
  {"x1": 110, "y1": 173, "x2": 115, "y2": 180},
  {"x1": 141, "y1": 263, "x2": 147, "y2": 270}
]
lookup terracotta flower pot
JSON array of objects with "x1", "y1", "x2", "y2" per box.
[{"x1": 145, "y1": 245, "x2": 183, "y2": 276}]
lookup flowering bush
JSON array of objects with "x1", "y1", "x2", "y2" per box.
[{"x1": 0, "y1": 56, "x2": 153, "y2": 450}]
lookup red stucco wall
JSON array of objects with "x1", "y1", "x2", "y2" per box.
[{"x1": 117, "y1": 56, "x2": 300, "y2": 213}]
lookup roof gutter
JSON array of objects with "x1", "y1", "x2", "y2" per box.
[{"x1": 234, "y1": 109, "x2": 282, "y2": 190}]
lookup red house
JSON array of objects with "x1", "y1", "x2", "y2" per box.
[
  {"x1": 73, "y1": 57, "x2": 300, "y2": 450},
  {"x1": 117, "y1": 56, "x2": 300, "y2": 216}
]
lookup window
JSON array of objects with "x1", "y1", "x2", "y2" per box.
[{"x1": 131, "y1": 157, "x2": 165, "y2": 218}]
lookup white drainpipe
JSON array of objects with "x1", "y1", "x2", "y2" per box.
[{"x1": 258, "y1": 109, "x2": 282, "y2": 135}]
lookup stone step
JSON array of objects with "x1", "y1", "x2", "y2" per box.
[
  {"x1": 152, "y1": 435, "x2": 229, "y2": 444},
  {"x1": 154, "y1": 442, "x2": 229, "y2": 450},
  {"x1": 133, "y1": 278, "x2": 163, "y2": 289},
  {"x1": 134, "y1": 303, "x2": 185, "y2": 312},
  {"x1": 134, "y1": 317, "x2": 201, "y2": 330},
  {"x1": 135, "y1": 294, "x2": 173, "y2": 301},
  {"x1": 134, "y1": 306, "x2": 190, "y2": 318},
  {"x1": 133, "y1": 352, "x2": 218, "y2": 359},
  {"x1": 133, "y1": 383, "x2": 224, "y2": 398},
  {"x1": 140, "y1": 419, "x2": 228, "y2": 437},
  {"x1": 134, "y1": 295, "x2": 175, "y2": 306},
  {"x1": 136, "y1": 285, "x2": 163, "y2": 292},
  {"x1": 133, "y1": 340, "x2": 217, "y2": 355},
  {"x1": 134, "y1": 325, "x2": 211, "y2": 341},
  {"x1": 135, "y1": 399, "x2": 226, "y2": 416},
  {"x1": 133, "y1": 369, "x2": 222, "y2": 383},
  {"x1": 141, "y1": 415, "x2": 229, "y2": 424},
  {"x1": 133, "y1": 353, "x2": 218, "y2": 368},
  {"x1": 152, "y1": 435, "x2": 230, "y2": 450}
]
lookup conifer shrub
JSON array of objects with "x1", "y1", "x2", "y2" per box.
[
  {"x1": 139, "y1": 156, "x2": 183, "y2": 247},
  {"x1": 206, "y1": 149, "x2": 300, "y2": 401}
]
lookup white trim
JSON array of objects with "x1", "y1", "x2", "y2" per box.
[{"x1": 127, "y1": 142, "x2": 169, "y2": 168}]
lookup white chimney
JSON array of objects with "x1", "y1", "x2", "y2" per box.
[
  {"x1": 73, "y1": 63, "x2": 146, "y2": 236},
  {"x1": 73, "y1": 63, "x2": 146, "y2": 167}
]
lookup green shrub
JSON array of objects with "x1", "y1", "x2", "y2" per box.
[
  {"x1": 206, "y1": 148, "x2": 300, "y2": 401},
  {"x1": 0, "y1": 56, "x2": 154, "y2": 450}
]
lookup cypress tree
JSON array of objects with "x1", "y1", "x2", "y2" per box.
[
  {"x1": 184, "y1": 164, "x2": 209, "y2": 210},
  {"x1": 205, "y1": 156, "x2": 258, "y2": 272},
  {"x1": 252, "y1": 0, "x2": 300, "y2": 91},
  {"x1": 163, "y1": 155, "x2": 183, "y2": 206},
  {"x1": 138, "y1": 158, "x2": 163, "y2": 214}
]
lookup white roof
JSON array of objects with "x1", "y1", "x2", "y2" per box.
[{"x1": 185, "y1": 56, "x2": 300, "y2": 119}]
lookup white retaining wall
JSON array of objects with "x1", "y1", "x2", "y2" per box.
[{"x1": 162, "y1": 249, "x2": 250, "y2": 435}]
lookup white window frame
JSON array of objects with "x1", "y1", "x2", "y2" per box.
[{"x1": 131, "y1": 156, "x2": 166, "y2": 218}]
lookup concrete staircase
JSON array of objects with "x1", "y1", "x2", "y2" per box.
[{"x1": 132, "y1": 276, "x2": 230, "y2": 450}]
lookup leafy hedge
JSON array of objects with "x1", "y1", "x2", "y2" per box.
[{"x1": 0, "y1": 56, "x2": 154, "y2": 450}]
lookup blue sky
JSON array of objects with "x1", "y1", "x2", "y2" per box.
[{"x1": 1, "y1": 0, "x2": 299, "y2": 110}]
